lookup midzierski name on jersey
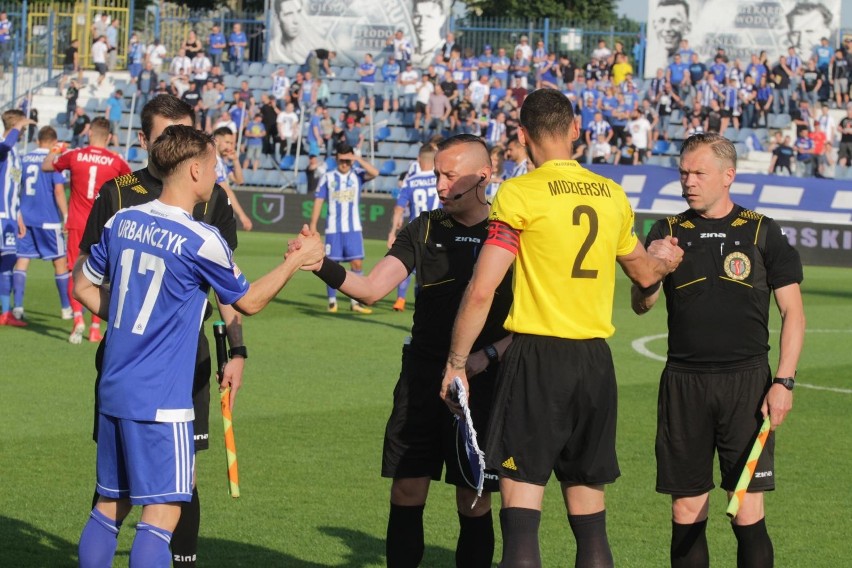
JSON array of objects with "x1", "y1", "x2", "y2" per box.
[
  {"x1": 548, "y1": 179, "x2": 612, "y2": 198},
  {"x1": 116, "y1": 218, "x2": 188, "y2": 255}
]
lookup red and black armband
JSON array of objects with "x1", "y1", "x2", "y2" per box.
[
  {"x1": 312, "y1": 257, "x2": 347, "y2": 289},
  {"x1": 486, "y1": 221, "x2": 520, "y2": 255}
]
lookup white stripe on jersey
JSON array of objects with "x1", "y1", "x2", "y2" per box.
[{"x1": 509, "y1": 159, "x2": 528, "y2": 179}]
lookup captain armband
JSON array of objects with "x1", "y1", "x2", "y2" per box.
[
  {"x1": 312, "y1": 258, "x2": 347, "y2": 289},
  {"x1": 485, "y1": 221, "x2": 520, "y2": 255}
]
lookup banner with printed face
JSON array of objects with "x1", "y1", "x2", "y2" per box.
[
  {"x1": 644, "y1": 0, "x2": 842, "y2": 77},
  {"x1": 268, "y1": 0, "x2": 452, "y2": 66}
]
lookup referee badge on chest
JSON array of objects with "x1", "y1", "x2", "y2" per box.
[{"x1": 723, "y1": 251, "x2": 751, "y2": 281}]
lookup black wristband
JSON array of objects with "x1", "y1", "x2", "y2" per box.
[
  {"x1": 638, "y1": 281, "x2": 662, "y2": 296},
  {"x1": 312, "y1": 257, "x2": 347, "y2": 289},
  {"x1": 229, "y1": 346, "x2": 248, "y2": 359}
]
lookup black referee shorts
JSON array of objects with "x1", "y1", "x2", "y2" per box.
[
  {"x1": 485, "y1": 334, "x2": 620, "y2": 486},
  {"x1": 655, "y1": 357, "x2": 775, "y2": 496},
  {"x1": 382, "y1": 345, "x2": 500, "y2": 493}
]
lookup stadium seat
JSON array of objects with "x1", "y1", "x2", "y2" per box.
[
  {"x1": 224, "y1": 75, "x2": 239, "y2": 88},
  {"x1": 326, "y1": 157, "x2": 337, "y2": 170},
  {"x1": 667, "y1": 125, "x2": 686, "y2": 141},
  {"x1": 664, "y1": 141, "x2": 680, "y2": 156},
  {"x1": 393, "y1": 161, "x2": 409, "y2": 176},
  {"x1": 733, "y1": 142, "x2": 749, "y2": 158},
  {"x1": 768, "y1": 113, "x2": 791, "y2": 129},
  {"x1": 260, "y1": 77, "x2": 273, "y2": 90},
  {"x1": 296, "y1": 155, "x2": 309, "y2": 170},
  {"x1": 391, "y1": 142, "x2": 409, "y2": 157},
  {"x1": 280, "y1": 155, "x2": 296, "y2": 170},
  {"x1": 242, "y1": 170, "x2": 259, "y2": 186},
  {"x1": 342, "y1": 80, "x2": 359, "y2": 93},
  {"x1": 380, "y1": 159, "x2": 396, "y2": 176},
  {"x1": 405, "y1": 144, "x2": 420, "y2": 159},
  {"x1": 248, "y1": 76, "x2": 265, "y2": 89},
  {"x1": 286, "y1": 63, "x2": 300, "y2": 75},
  {"x1": 120, "y1": 113, "x2": 142, "y2": 130},
  {"x1": 652, "y1": 140, "x2": 669, "y2": 155},
  {"x1": 247, "y1": 62, "x2": 263, "y2": 76},
  {"x1": 736, "y1": 128, "x2": 755, "y2": 143},
  {"x1": 376, "y1": 142, "x2": 393, "y2": 157},
  {"x1": 261, "y1": 63, "x2": 277, "y2": 75},
  {"x1": 376, "y1": 126, "x2": 391, "y2": 141},
  {"x1": 389, "y1": 127, "x2": 407, "y2": 142},
  {"x1": 338, "y1": 67, "x2": 356, "y2": 80}
]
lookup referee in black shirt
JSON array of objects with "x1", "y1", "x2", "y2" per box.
[
  {"x1": 292, "y1": 134, "x2": 512, "y2": 568},
  {"x1": 633, "y1": 133, "x2": 805, "y2": 568},
  {"x1": 76, "y1": 95, "x2": 247, "y2": 568}
]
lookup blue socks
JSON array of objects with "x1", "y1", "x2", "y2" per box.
[
  {"x1": 0, "y1": 271, "x2": 11, "y2": 313},
  {"x1": 56, "y1": 271, "x2": 71, "y2": 309},
  {"x1": 129, "y1": 522, "x2": 173, "y2": 568},
  {"x1": 12, "y1": 270, "x2": 25, "y2": 308},
  {"x1": 78, "y1": 509, "x2": 121, "y2": 568}
]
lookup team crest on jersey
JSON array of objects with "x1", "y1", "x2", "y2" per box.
[{"x1": 723, "y1": 252, "x2": 751, "y2": 280}]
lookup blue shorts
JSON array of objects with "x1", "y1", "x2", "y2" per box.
[
  {"x1": 325, "y1": 231, "x2": 364, "y2": 262},
  {"x1": 1, "y1": 218, "x2": 16, "y2": 253},
  {"x1": 359, "y1": 83, "x2": 375, "y2": 100},
  {"x1": 309, "y1": 140, "x2": 320, "y2": 156},
  {"x1": 128, "y1": 63, "x2": 142, "y2": 79},
  {"x1": 16, "y1": 226, "x2": 66, "y2": 260},
  {"x1": 96, "y1": 414, "x2": 195, "y2": 505}
]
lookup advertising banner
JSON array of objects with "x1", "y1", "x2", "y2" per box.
[
  {"x1": 644, "y1": 0, "x2": 842, "y2": 77},
  {"x1": 268, "y1": 0, "x2": 452, "y2": 66}
]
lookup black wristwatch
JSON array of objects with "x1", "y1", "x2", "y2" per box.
[
  {"x1": 229, "y1": 346, "x2": 248, "y2": 359},
  {"x1": 484, "y1": 344, "x2": 499, "y2": 364},
  {"x1": 772, "y1": 377, "x2": 795, "y2": 391}
]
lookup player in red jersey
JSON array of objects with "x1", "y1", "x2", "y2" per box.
[{"x1": 43, "y1": 117, "x2": 130, "y2": 344}]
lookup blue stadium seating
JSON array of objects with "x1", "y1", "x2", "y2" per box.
[
  {"x1": 280, "y1": 155, "x2": 296, "y2": 170},
  {"x1": 379, "y1": 160, "x2": 396, "y2": 177}
]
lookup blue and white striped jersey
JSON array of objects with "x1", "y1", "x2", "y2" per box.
[
  {"x1": 317, "y1": 165, "x2": 367, "y2": 234},
  {"x1": 396, "y1": 170, "x2": 438, "y2": 220}
]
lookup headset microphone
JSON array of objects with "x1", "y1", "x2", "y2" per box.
[{"x1": 453, "y1": 175, "x2": 487, "y2": 200}]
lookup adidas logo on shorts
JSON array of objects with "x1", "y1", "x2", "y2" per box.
[{"x1": 501, "y1": 457, "x2": 518, "y2": 471}]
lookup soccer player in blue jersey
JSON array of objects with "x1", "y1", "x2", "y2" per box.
[
  {"x1": 309, "y1": 143, "x2": 378, "y2": 313},
  {"x1": 12, "y1": 126, "x2": 72, "y2": 321},
  {"x1": 387, "y1": 144, "x2": 439, "y2": 312},
  {"x1": 0, "y1": 110, "x2": 35, "y2": 327},
  {"x1": 74, "y1": 125, "x2": 323, "y2": 568}
]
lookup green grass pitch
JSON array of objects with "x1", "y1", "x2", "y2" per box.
[{"x1": 2, "y1": 232, "x2": 850, "y2": 567}]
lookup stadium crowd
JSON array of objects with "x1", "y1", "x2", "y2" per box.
[{"x1": 51, "y1": 20, "x2": 852, "y2": 182}]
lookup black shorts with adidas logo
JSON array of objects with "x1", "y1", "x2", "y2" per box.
[{"x1": 485, "y1": 334, "x2": 621, "y2": 486}]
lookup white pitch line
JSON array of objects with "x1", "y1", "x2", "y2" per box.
[{"x1": 631, "y1": 331, "x2": 852, "y2": 394}]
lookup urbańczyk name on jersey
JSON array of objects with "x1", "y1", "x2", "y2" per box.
[
  {"x1": 116, "y1": 218, "x2": 188, "y2": 255},
  {"x1": 548, "y1": 179, "x2": 612, "y2": 198}
]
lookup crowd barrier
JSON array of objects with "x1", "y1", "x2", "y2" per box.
[{"x1": 240, "y1": 166, "x2": 852, "y2": 267}]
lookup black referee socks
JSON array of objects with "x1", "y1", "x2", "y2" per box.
[
  {"x1": 499, "y1": 507, "x2": 542, "y2": 568},
  {"x1": 568, "y1": 510, "x2": 614, "y2": 568},
  {"x1": 171, "y1": 486, "x2": 200, "y2": 567},
  {"x1": 732, "y1": 518, "x2": 774, "y2": 568},
  {"x1": 386, "y1": 503, "x2": 425, "y2": 568},
  {"x1": 671, "y1": 519, "x2": 709, "y2": 568},
  {"x1": 456, "y1": 510, "x2": 494, "y2": 568}
]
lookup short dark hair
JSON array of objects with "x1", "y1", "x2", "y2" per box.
[
  {"x1": 149, "y1": 125, "x2": 215, "y2": 180},
  {"x1": 787, "y1": 2, "x2": 832, "y2": 29},
  {"x1": 657, "y1": 0, "x2": 690, "y2": 19},
  {"x1": 141, "y1": 95, "x2": 196, "y2": 141},
  {"x1": 38, "y1": 126, "x2": 58, "y2": 143},
  {"x1": 519, "y1": 88, "x2": 575, "y2": 143},
  {"x1": 212, "y1": 126, "x2": 234, "y2": 138},
  {"x1": 335, "y1": 143, "x2": 353, "y2": 155},
  {"x1": 90, "y1": 116, "x2": 112, "y2": 136}
]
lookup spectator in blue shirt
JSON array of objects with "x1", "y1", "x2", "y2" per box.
[
  {"x1": 382, "y1": 55, "x2": 400, "y2": 112},
  {"x1": 478, "y1": 45, "x2": 494, "y2": 78},
  {"x1": 208, "y1": 24, "x2": 226, "y2": 68},
  {"x1": 104, "y1": 90, "x2": 124, "y2": 141},
  {"x1": 666, "y1": 53, "x2": 689, "y2": 95},
  {"x1": 228, "y1": 23, "x2": 247, "y2": 74},
  {"x1": 358, "y1": 53, "x2": 377, "y2": 111}
]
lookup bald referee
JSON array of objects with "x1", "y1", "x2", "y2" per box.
[{"x1": 440, "y1": 89, "x2": 683, "y2": 567}]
